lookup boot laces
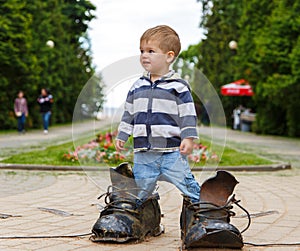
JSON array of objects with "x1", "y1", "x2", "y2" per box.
[
  {"x1": 97, "y1": 185, "x2": 141, "y2": 215},
  {"x1": 189, "y1": 199, "x2": 235, "y2": 221},
  {"x1": 97, "y1": 185, "x2": 158, "y2": 216},
  {"x1": 187, "y1": 194, "x2": 251, "y2": 233}
]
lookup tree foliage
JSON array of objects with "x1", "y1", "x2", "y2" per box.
[
  {"x1": 179, "y1": 0, "x2": 300, "y2": 136},
  {"x1": 0, "y1": 0, "x2": 101, "y2": 130}
]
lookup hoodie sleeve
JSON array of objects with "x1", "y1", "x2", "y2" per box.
[
  {"x1": 176, "y1": 83, "x2": 198, "y2": 140},
  {"x1": 116, "y1": 89, "x2": 134, "y2": 142}
]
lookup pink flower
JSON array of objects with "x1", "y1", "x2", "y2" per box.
[{"x1": 105, "y1": 132, "x2": 113, "y2": 144}]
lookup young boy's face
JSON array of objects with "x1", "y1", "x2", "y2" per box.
[{"x1": 140, "y1": 39, "x2": 174, "y2": 78}]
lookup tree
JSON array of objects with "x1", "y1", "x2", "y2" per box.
[
  {"x1": 0, "y1": 0, "x2": 100, "y2": 130},
  {"x1": 237, "y1": 0, "x2": 300, "y2": 136},
  {"x1": 0, "y1": 0, "x2": 36, "y2": 129},
  {"x1": 26, "y1": 0, "x2": 97, "y2": 125},
  {"x1": 179, "y1": 0, "x2": 300, "y2": 136},
  {"x1": 178, "y1": 0, "x2": 244, "y2": 127}
]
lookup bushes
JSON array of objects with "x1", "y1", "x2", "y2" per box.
[{"x1": 0, "y1": 1, "x2": 97, "y2": 130}]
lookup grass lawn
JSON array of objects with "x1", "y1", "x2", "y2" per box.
[
  {"x1": 1, "y1": 141, "x2": 80, "y2": 166},
  {"x1": 1, "y1": 138, "x2": 274, "y2": 167},
  {"x1": 218, "y1": 148, "x2": 273, "y2": 166}
]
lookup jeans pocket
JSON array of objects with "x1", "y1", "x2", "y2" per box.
[{"x1": 179, "y1": 154, "x2": 188, "y2": 166}]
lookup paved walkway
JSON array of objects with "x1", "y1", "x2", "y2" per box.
[
  {"x1": 0, "y1": 120, "x2": 111, "y2": 160},
  {"x1": 0, "y1": 170, "x2": 299, "y2": 250},
  {"x1": 0, "y1": 123, "x2": 300, "y2": 250},
  {"x1": 198, "y1": 126, "x2": 300, "y2": 168}
]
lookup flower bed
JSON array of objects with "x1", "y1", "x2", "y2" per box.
[
  {"x1": 190, "y1": 142, "x2": 219, "y2": 163},
  {"x1": 63, "y1": 131, "x2": 218, "y2": 165}
]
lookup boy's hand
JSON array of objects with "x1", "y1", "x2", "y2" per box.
[
  {"x1": 115, "y1": 139, "x2": 125, "y2": 152},
  {"x1": 180, "y1": 138, "x2": 194, "y2": 155}
]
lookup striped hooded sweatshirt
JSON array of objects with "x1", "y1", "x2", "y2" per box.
[{"x1": 117, "y1": 70, "x2": 198, "y2": 152}]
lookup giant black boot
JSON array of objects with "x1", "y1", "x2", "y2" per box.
[
  {"x1": 90, "y1": 162, "x2": 164, "y2": 242},
  {"x1": 181, "y1": 170, "x2": 249, "y2": 249}
]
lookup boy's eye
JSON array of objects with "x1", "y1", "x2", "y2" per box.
[{"x1": 140, "y1": 49, "x2": 155, "y2": 54}]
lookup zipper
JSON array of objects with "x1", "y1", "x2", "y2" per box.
[
  {"x1": 143, "y1": 77, "x2": 163, "y2": 150},
  {"x1": 142, "y1": 77, "x2": 162, "y2": 150},
  {"x1": 146, "y1": 79, "x2": 154, "y2": 150}
]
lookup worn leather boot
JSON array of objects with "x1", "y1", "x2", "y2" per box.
[
  {"x1": 90, "y1": 162, "x2": 164, "y2": 242},
  {"x1": 181, "y1": 170, "x2": 245, "y2": 249}
]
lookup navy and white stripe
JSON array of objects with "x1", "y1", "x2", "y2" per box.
[{"x1": 117, "y1": 71, "x2": 198, "y2": 151}]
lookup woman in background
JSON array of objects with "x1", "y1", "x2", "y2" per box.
[{"x1": 14, "y1": 91, "x2": 28, "y2": 134}]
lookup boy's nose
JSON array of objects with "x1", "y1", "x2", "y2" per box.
[{"x1": 141, "y1": 52, "x2": 148, "y2": 58}]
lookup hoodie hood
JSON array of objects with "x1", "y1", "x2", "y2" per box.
[{"x1": 142, "y1": 70, "x2": 191, "y2": 90}]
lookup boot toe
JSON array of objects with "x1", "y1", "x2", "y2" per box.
[
  {"x1": 184, "y1": 220, "x2": 243, "y2": 249},
  {"x1": 187, "y1": 229, "x2": 243, "y2": 249},
  {"x1": 91, "y1": 213, "x2": 141, "y2": 242}
]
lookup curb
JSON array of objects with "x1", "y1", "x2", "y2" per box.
[
  {"x1": 0, "y1": 163, "x2": 97, "y2": 172},
  {"x1": 192, "y1": 163, "x2": 291, "y2": 172},
  {"x1": 0, "y1": 163, "x2": 291, "y2": 172}
]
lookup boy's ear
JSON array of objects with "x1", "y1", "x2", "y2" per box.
[{"x1": 166, "y1": 51, "x2": 175, "y2": 63}]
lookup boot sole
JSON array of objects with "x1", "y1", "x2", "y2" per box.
[
  {"x1": 186, "y1": 229, "x2": 243, "y2": 249},
  {"x1": 90, "y1": 224, "x2": 165, "y2": 243}
]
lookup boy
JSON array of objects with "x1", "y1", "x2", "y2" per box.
[{"x1": 116, "y1": 25, "x2": 200, "y2": 203}]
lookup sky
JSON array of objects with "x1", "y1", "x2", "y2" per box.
[{"x1": 88, "y1": 0, "x2": 205, "y2": 71}]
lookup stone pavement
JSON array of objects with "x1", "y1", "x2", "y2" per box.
[
  {"x1": 1, "y1": 123, "x2": 300, "y2": 250},
  {"x1": 0, "y1": 169, "x2": 299, "y2": 251}
]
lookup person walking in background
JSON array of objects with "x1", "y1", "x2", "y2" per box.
[
  {"x1": 232, "y1": 105, "x2": 244, "y2": 130},
  {"x1": 37, "y1": 88, "x2": 53, "y2": 134},
  {"x1": 232, "y1": 106, "x2": 241, "y2": 130},
  {"x1": 14, "y1": 91, "x2": 28, "y2": 134}
]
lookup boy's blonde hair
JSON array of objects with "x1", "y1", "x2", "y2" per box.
[{"x1": 140, "y1": 25, "x2": 181, "y2": 57}]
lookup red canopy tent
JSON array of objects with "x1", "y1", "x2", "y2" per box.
[{"x1": 221, "y1": 79, "x2": 254, "y2": 96}]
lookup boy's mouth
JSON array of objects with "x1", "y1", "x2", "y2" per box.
[{"x1": 142, "y1": 61, "x2": 151, "y2": 69}]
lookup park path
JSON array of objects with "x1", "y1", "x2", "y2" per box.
[
  {"x1": 0, "y1": 170, "x2": 299, "y2": 251},
  {"x1": 197, "y1": 126, "x2": 300, "y2": 168},
  {"x1": 1, "y1": 121, "x2": 300, "y2": 168},
  {"x1": 0, "y1": 122, "x2": 300, "y2": 250},
  {"x1": 0, "y1": 120, "x2": 111, "y2": 160}
]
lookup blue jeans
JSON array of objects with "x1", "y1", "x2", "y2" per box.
[
  {"x1": 17, "y1": 113, "x2": 26, "y2": 132},
  {"x1": 42, "y1": 111, "x2": 51, "y2": 130},
  {"x1": 133, "y1": 151, "x2": 200, "y2": 203}
]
